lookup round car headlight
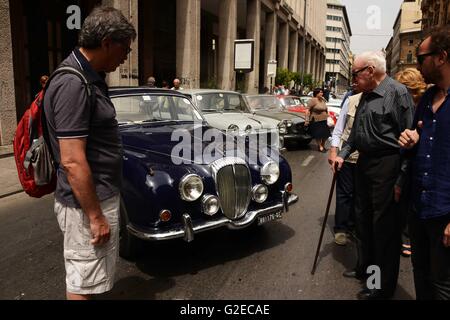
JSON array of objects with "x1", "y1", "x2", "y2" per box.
[
  {"x1": 202, "y1": 195, "x2": 220, "y2": 216},
  {"x1": 179, "y1": 174, "x2": 204, "y2": 202},
  {"x1": 278, "y1": 122, "x2": 287, "y2": 134},
  {"x1": 245, "y1": 125, "x2": 253, "y2": 134},
  {"x1": 261, "y1": 161, "x2": 280, "y2": 185},
  {"x1": 228, "y1": 124, "x2": 239, "y2": 134},
  {"x1": 252, "y1": 184, "x2": 269, "y2": 203}
]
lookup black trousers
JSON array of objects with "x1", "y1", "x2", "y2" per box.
[
  {"x1": 409, "y1": 211, "x2": 450, "y2": 300},
  {"x1": 354, "y1": 153, "x2": 402, "y2": 298},
  {"x1": 334, "y1": 161, "x2": 356, "y2": 233}
]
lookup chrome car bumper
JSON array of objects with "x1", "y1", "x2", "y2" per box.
[{"x1": 128, "y1": 193, "x2": 299, "y2": 242}]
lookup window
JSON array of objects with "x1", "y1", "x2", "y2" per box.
[
  {"x1": 408, "y1": 39, "x2": 414, "y2": 46},
  {"x1": 407, "y1": 51, "x2": 413, "y2": 64}
]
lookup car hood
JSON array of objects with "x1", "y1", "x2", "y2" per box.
[
  {"x1": 120, "y1": 123, "x2": 273, "y2": 165},
  {"x1": 203, "y1": 112, "x2": 279, "y2": 130},
  {"x1": 253, "y1": 110, "x2": 306, "y2": 123}
]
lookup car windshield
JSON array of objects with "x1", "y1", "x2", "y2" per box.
[
  {"x1": 194, "y1": 93, "x2": 249, "y2": 113},
  {"x1": 246, "y1": 96, "x2": 284, "y2": 111},
  {"x1": 111, "y1": 94, "x2": 203, "y2": 124}
]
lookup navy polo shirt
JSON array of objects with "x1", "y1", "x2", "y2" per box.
[
  {"x1": 412, "y1": 86, "x2": 450, "y2": 219},
  {"x1": 44, "y1": 49, "x2": 122, "y2": 208}
]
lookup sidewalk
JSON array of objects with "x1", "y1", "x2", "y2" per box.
[{"x1": 0, "y1": 152, "x2": 23, "y2": 198}]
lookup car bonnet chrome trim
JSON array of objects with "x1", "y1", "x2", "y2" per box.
[
  {"x1": 210, "y1": 157, "x2": 251, "y2": 220},
  {"x1": 127, "y1": 194, "x2": 299, "y2": 242}
]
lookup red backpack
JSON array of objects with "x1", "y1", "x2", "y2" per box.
[{"x1": 13, "y1": 67, "x2": 93, "y2": 198}]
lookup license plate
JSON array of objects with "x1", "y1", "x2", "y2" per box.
[{"x1": 257, "y1": 211, "x2": 283, "y2": 226}]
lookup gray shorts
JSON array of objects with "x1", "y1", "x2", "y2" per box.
[{"x1": 54, "y1": 195, "x2": 120, "y2": 295}]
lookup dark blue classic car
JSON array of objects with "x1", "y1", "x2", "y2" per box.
[{"x1": 109, "y1": 88, "x2": 298, "y2": 259}]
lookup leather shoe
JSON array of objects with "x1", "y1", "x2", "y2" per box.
[
  {"x1": 357, "y1": 288, "x2": 387, "y2": 300},
  {"x1": 343, "y1": 269, "x2": 365, "y2": 280}
]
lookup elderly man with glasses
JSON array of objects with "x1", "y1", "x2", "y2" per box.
[
  {"x1": 334, "y1": 51, "x2": 415, "y2": 300},
  {"x1": 399, "y1": 27, "x2": 450, "y2": 300}
]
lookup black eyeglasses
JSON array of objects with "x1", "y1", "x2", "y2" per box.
[
  {"x1": 352, "y1": 65, "x2": 370, "y2": 78},
  {"x1": 416, "y1": 51, "x2": 438, "y2": 65}
]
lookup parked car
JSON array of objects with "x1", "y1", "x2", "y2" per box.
[
  {"x1": 183, "y1": 89, "x2": 283, "y2": 150},
  {"x1": 326, "y1": 97, "x2": 343, "y2": 127},
  {"x1": 110, "y1": 87, "x2": 299, "y2": 259},
  {"x1": 245, "y1": 94, "x2": 312, "y2": 147},
  {"x1": 281, "y1": 94, "x2": 338, "y2": 128},
  {"x1": 277, "y1": 95, "x2": 308, "y2": 114}
]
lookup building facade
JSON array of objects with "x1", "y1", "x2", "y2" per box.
[
  {"x1": 0, "y1": 0, "x2": 327, "y2": 147},
  {"x1": 324, "y1": 0, "x2": 352, "y2": 94},
  {"x1": 389, "y1": 0, "x2": 422, "y2": 76},
  {"x1": 421, "y1": 0, "x2": 450, "y2": 34}
]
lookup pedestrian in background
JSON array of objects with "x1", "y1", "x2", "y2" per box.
[
  {"x1": 171, "y1": 78, "x2": 183, "y2": 91},
  {"x1": 395, "y1": 68, "x2": 427, "y2": 258},
  {"x1": 35, "y1": 75, "x2": 49, "y2": 98},
  {"x1": 44, "y1": 6, "x2": 136, "y2": 300},
  {"x1": 399, "y1": 27, "x2": 450, "y2": 300},
  {"x1": 335, "y1": 51, "x2": 415, "y2": 300},
  {"x1": 328, "y1": 83, "x2": 362, "y2": 246},
  {"x1": 146, "y1": 76, "x2": 156, "y2": 88},
  {"x1": 40, "y1": 75, "x2": 49, "y2": 89},
  {"x1": 161, "y1": 80, "x2": 170, "y2": 89},
  {"x1": 306, "y1": 88, "x2": 330, "y2": 153}
]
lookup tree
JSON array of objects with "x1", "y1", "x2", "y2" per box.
[{"x1": 275, "y1": 68, "x2": 292, "y2": 87}]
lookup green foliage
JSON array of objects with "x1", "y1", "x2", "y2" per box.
[
  {"x1": 275, "y1": 68, "x2": 292, "y2": 87},
  {"x1": 290, "y1": 72, "x2": 301, "y2": 85}
]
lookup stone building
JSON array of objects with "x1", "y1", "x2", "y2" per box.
[
  {"x1": 388, "y1": 0, "x2": 422, "y2": 76},
  {"x1": 0, "y1": 0, "x2": 327, "y2": 147},
  {"x1": 421, "y1": 0, "x2": 450, "y2": 34},
  {"x1": 325, "y1": 0, "x2": 352, "y2": 94}
]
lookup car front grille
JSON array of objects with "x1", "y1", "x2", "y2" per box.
[{"x1": 211, "y1": 157, "x2": 252, "y2": 220}]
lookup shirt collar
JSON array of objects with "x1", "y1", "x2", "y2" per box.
[
  {"x1": 372, "y1": 76, "x2": 391, "y2": 97},
  {"x1": 72, "y1": 48, "x2": 106, "y2": 84}
]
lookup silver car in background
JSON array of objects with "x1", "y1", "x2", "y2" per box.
[{"x1": 183, "y1": 89, "x2": 285, "y2": 150}]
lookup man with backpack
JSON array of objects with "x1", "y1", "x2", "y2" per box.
[{"x1": 43, "y1": 6, "x2": 136, "y2": 300}]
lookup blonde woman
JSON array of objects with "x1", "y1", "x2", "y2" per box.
[
  {"x1": 395, "y1": 68, "x2": 427, "y2": 106},
  {"x1": 395, "y1": 68, "x2": 427, "y2": 259}
]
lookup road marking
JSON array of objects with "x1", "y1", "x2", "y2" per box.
[{"x1": 301, "y1": 155, "x2": 315, "y2": 167}]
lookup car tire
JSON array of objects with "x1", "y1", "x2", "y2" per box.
[{"x1": 119, "y1": 199, "x2": 143, "y2": 261}]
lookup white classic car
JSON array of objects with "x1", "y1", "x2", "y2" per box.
[{"x1": 183, "y1": 89, "x2": 285, "y2": 150}]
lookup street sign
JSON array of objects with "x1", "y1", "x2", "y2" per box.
[
  {"x1": 234, "y1": 39, "x2": 254, "y2": 73},
  {"x1": 267, "y1": 60, "x2": 277, "y2": 77}
]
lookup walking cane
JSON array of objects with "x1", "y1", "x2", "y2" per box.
[{"x1": 311, "y1": 162, "x2": 339, "y2": 275}]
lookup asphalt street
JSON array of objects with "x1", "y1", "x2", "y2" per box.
[{"x1": 0, "y1": 145, "x2": 415, "y2": 300}]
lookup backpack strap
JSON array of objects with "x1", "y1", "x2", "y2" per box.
[
  {"x1": 41, "y1": 66, "x2": 97, "y2": 168},
  {"x1": 45, "y1": 66, "x2": 97, "y2": 111}
]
